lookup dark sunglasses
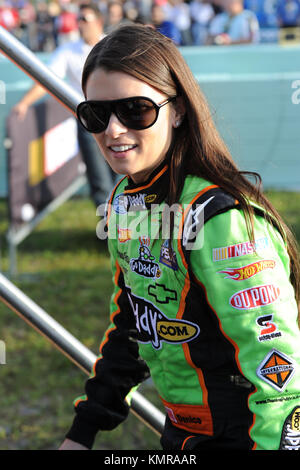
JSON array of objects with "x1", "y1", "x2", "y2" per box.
[
  {"x1": 77, "y1": 14, "x2": 96, "y2": 22},
  {"x1": 76, "y1": 96, "x2": 177, "y2": 134}
]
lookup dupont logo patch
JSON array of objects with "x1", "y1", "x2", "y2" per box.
[
  {"x1": 230, "y1": 284, "x2": 280, "y2": 310},
  {"x1": 257, "y1": 349, "x2": 295, "y2": 392},
  {"x1": 219, "y1": 260, "x2": 276, "y2": 281},
  {"x1": 280, "y1": 407, "x2": 300, "y2": 450}
]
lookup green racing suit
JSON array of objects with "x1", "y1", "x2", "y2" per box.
[{"x1": 66, "y1": 163, "x2": 300, "y2": 450}]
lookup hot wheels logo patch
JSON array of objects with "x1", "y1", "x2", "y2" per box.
[
  {"x1": 230, "y1": 284, "x2": 280, "y2": 310},
  {"x1": 219, "y1": 260, "x2": 276, "y2": 281}
]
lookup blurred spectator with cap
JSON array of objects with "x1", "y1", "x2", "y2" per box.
[
  {"x1": 207, "y1": 0, "x2": 260, "y2": 44},
  {"x1": 12, "y1": 3, "x2": 118, "y2": 209}
]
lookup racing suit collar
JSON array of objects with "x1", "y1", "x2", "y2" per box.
[{"x1": 124, "y1": 161, "x2": 170, "y2": 208}]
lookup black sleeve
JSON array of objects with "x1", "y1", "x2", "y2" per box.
[{"x1": 65, "y1": 262, "x2": 150, "y2": 449}]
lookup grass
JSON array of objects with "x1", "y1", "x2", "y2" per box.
[{"x1": 0, "y1": 191, "x2": 299, "y2": 450}]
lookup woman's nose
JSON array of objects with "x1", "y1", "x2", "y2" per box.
[{"x1": 104, "y1": 112, "x2": 128, "y2": 138}]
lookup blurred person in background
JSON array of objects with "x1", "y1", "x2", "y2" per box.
[
  {"x1": 104, "y1": 1, "x2": 131, "y2": 33},
  {"x1": 244, "y1": 0, "x2": 278, "y2": 28},
  {"x1": 55, "y1": 4, "x2": 79, "y2": 45},
  {"x1": 189, "y1": 0, "x2": 215, "y2": 45},
  {"x1": 276, "y1": 0, "x2": 300, "y2": 28},
  {"x1": 244, "y1": 0, "x2": 278, "y2": 43},
  {"x1": 209, "y1": 0, "x2": 224, "y2": 14},
  {"x1": 170, "y1": 0, "x2": 193, "y2": 45},
  {"x1": 35, "y1": 1, "x2": 57, "y2": 51},
  {"x1": 9, "y1": 0, "x2": 36, "y2": 49},
  {"x1": 151, "y1": 2, "x2": 181, "y2": 44},
  {"x1": 123, "y1": 0, "x2": 141, "y2": 23},
  {"x1": 12, "y1": 3, "x2": 118, "y2": 209},
  {"x1": 0, "y1": 0, "x2": 19, "y2": 33},
  {"x1": 94, "y1": 0, "x2": 109, "y2": 16},
  {"x1": 207, "y1": 0, "x2": 260, "y2": 44}
]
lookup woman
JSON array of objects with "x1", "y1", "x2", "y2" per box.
[{"x1": 60, "y1": 24, "x2": 300, "y2": 451}]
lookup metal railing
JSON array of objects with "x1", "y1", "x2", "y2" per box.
[{"x1": 0, "y1": 25, "x2": 165, "y2": 439}]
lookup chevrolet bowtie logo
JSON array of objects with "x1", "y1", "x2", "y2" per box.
[{"x1": 148, "y1": 283, "x2": 177, "y2": 304}]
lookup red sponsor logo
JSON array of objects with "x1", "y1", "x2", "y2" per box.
[
  {"x1": 117, "y1": 226, "x2": 132, "y2": 243},
  {"x1": 230, "y1": 284, "x2": 280, "y2": 310},
  {"x1": 256, "y1": 314, "x2": 282, "y2": 342},
  {"x1": 161, "y1": 397, "x2": 213, "y2": 435},
  {"x1": 219, "y1": 260, "x2": 276, "y2": 281}
]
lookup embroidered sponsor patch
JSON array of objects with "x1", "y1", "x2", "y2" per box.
[
  {"x1": 113, "y1": 192, "x2": 147, "y2": 214},
  {"x1": 256, "y1": 314, "x2": 282, "y2": 342},
  {"x1": 161, "y1": 398, "x2": 213, "y2": 435},
  {"x1": 257, "y1": 349, "x2": 295, "y2": 392},
  {"x1": 219, "y1": 260, "x2": 276, "y2": 281},
  {"x1": 117, "y1": 226, "x2": 132, "y2": 243},
  {"x1": 145, "y1": 194, "x2": 157, "y2": 204},
  {"x1": 127, "y1": 288, "x2": 200, "y2": 350},
  {"x1": 130, "y1": 236, "x2": 161, "y2": 279},
  {"x1": 280, "y1": 407, "x2": 300, "y2": 450},
  {"x1": 148, "y1": 284, "x2": 177, "y2": 304},
  {"x1": 159, "y1": 240, "x2": 178, "y2": 271},
  {"x1": 213, "y1": 237, "x2": 269, "y2": 262},
  {"x1": 230, "y1": 284, "x2": 280, "y2": 310}
]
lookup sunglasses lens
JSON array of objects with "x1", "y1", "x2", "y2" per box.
[
  {"x1": 116, "y1": 98, "x2": 157, "y2": 130},
  {"x1": 77, "y1": 97, "x2": 159, "y2": 133},
  {"x1": 77, "y1": 102, "x2": 108, "y2": 133}
]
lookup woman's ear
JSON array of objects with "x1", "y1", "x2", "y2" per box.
[{"x1": 173, "y1": 96, "x2": 186, "y2": 128}]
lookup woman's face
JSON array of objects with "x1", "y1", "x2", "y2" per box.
[{"x1": 84, "y1": 68, "x2": 180, "y2": 183}]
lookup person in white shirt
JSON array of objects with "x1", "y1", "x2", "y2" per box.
[
  {"x1": 207, "y1": 0, "x2": 260, "y2": 45},
  {"x1": 13, "y1": 3, "x2": 117, "y2": 208}
]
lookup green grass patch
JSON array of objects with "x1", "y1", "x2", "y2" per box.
[{"x1": 0, "y1": 192, "x2": 299, "y2": 450}]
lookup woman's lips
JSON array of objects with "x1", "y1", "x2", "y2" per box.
[{"x1": 108, "y1": 144, "x2": 137, "y2": 158}]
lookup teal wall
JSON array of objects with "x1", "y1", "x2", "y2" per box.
[{"x1": 1, "y1": 44, "x2": 300, "y2": 198}]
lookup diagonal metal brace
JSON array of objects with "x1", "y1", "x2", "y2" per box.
[{"x1": 0, "y1": 273, "x2": 165, "y2": 436}]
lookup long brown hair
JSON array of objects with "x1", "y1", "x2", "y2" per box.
[{"x1": 82, "y1": 24, "x2": 300, "y2": 310}]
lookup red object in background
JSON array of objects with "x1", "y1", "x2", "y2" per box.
[
  {"x1": 56, "y1": 10, "x2": 78, "y2": 34},
  {"x1": 0, "y1": 6, "x2": 20, "y2": 30}
]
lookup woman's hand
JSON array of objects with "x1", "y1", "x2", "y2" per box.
[{"x1": 59, "y1": 438, "x2": 89, "y2": 450}]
